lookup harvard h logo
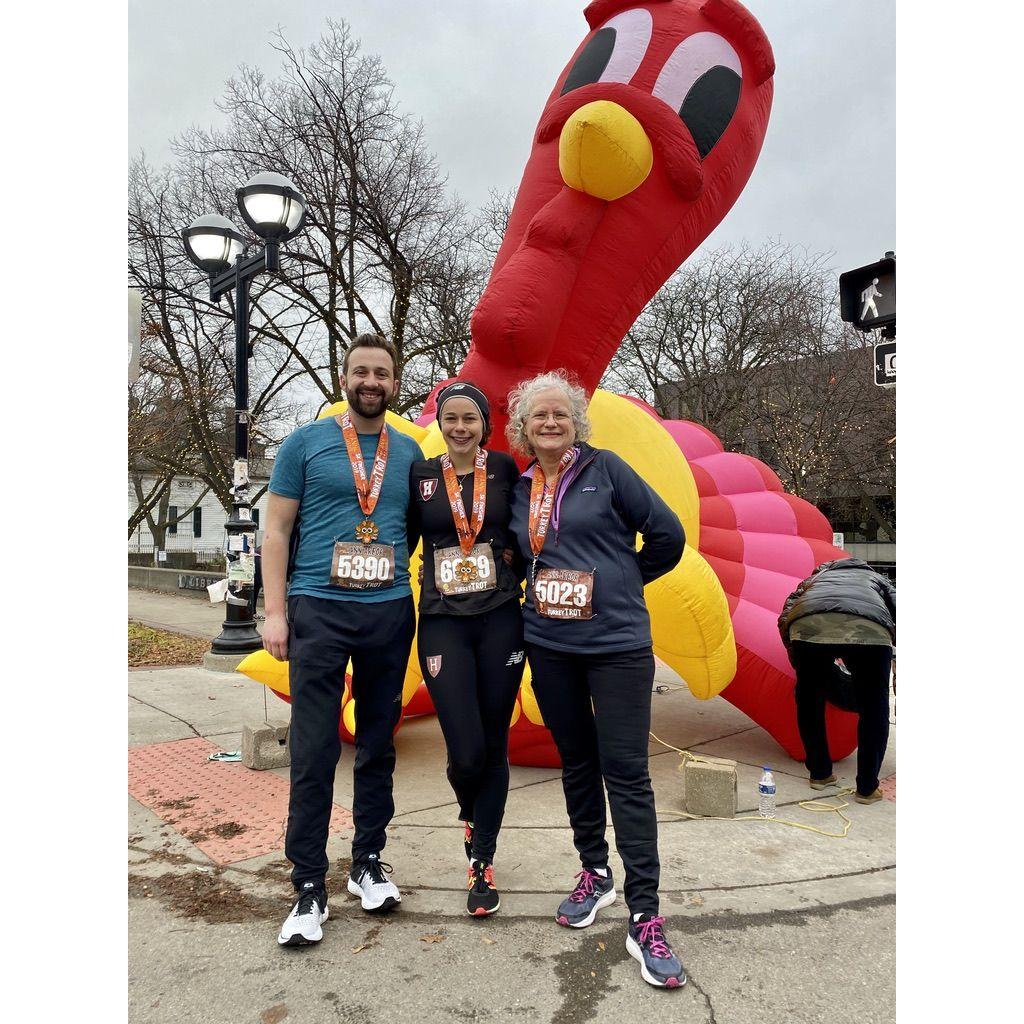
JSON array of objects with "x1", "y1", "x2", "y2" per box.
[
  {"x1": 419, "y1": 479, "x2": 438, "y2": 501},
  {"x1": 426, "y1": 655, "x2": 442, "y2": 678}
]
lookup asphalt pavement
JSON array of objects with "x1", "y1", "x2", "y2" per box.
[{"x1": 128, "y1": 587, "x2": 896, "y2": 1024}]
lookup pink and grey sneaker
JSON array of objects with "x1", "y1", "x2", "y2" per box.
[
  {"x1": 555, "y1": 868, "x2": 616, "y2": 928},
  {"x1": 626, "y1": 914, "x2": 686, "y2": 988}
]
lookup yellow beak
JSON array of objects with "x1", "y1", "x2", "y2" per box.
[{"x1": 558, "y1": 100, "x2": 653, "y2": 201}]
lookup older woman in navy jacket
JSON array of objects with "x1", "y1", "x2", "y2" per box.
[{"x1": 506, "y1": 371, "x2": 686, "y2": 990}]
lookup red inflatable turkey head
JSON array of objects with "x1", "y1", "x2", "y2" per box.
[{"x1": 460, "y1": 0, "x2": 775, "y2": 445}]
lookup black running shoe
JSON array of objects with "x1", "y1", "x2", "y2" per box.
[
  {"x1": 466, "y1": 859, "x2": 500, "y2": 916},
  {"x1": 626, "y1": 914, "x2": 686, "y2": 988},
  {"x1": 463, "y1": 821, "x2": 474, "y2": 865}
]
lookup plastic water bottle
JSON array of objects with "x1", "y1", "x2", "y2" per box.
[{"x1": 758, "y1": 767, "x2": 777, "y2": 819}]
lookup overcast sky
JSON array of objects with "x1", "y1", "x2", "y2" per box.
[{"x1": 129, "y1": 0, "x2": 895, "y2": 277}]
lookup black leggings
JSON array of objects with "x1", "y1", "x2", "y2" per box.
[
  {"x1": 790, "y1": 640, "x2": 893, "y2": 796},
  {"x1": 527, "y1": 642, "x2": 659, "y2": 917},
  {"x1": 417, "y1": 600, "x2": 525, "y2": 863}
]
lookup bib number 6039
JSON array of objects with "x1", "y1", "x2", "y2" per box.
[{"x1": 439, "y1": 556, "x2": 492, "y2": 584}]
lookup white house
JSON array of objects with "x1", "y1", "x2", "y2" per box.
[{"x1": 128, "y1": 458, "x2": 274, "y2": 563}]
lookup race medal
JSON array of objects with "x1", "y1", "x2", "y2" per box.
[
  {"x1": 437, "y1": 448, "x2": 494, "y2": 596},
  {"x1": 355, "y1": 518, "x2": 379, "y2": 545},
  {"x1": 533, "y1": 567, "x2": 595, "y2": 620},
  {"x1": 434, "y1": 543, "x2": 497, "y2": 596},
  {"x1": 527, "y1": 447, "x2": 577, "y2": 558},
  {"x1": 331, "y1": 540, "x2": 396, "y2": 590},
  {"x1": 339, "y1": 411, "x2": 389, "y2": 547}
]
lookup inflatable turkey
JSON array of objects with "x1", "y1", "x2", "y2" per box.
[{"x1": 239, "y1": 0, "x2": 858, "y2": 768}]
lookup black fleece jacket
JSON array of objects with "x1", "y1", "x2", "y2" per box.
[{"x1": 508, "y1": 443, "x2": 685, "y2": 654}]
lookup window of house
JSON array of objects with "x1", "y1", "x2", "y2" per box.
[
  {"x1": 193, "y1": 507, "x2": 202, "y2": 538},
  {"x1": 168, "y1": 506, "x2": 178, "y2": 535}
]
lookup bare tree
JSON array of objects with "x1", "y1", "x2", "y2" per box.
[
  {"x1": 129, "y1": 158, "x2": 303, "y2": 513},
  {"x1": 168, "y1": 20, "x2": 476, "y2": 417},
  {"x1": 602, "y1": 241, "x2": 895, "y2": 531}
]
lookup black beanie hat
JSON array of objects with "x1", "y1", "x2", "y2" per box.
[{"x1": 436, "y1": 381, "x2": 491, "y2": 430}]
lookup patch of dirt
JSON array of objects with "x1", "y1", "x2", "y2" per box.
[
  {"x1": 182, "y1": 821, "x2": 249, "y2": 844},
  {"x1": 129, "y1": 621, "x2": 210, "y2": 667},
  {"x1": 128, "y1": 869, "x2": 284, "y2": 924}
]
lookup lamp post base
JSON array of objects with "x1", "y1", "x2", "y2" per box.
[{"x1": 210, "y1": 617, "x2": 263, "y2": 656}]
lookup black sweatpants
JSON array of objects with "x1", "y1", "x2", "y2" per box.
[
  {"x1": 417, "y1": 600, "x2": 525, "y2": 863},
  {"x1": 790, "y1": 640, "x2": 893, "y2": 796},
  {"x1": 526, "y1": 642, "x2": 659, "y2": 917},
  {"x1": 285, "y1": 593, "x2": 416, "y2": 891}
]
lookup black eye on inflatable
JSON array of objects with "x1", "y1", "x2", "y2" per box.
[
  {"x1": 560, "y1": 8, "x2": 652, "y2": 96},
  {"x1": 653, "y1": 33, "x2": 743, "y2": 159}
]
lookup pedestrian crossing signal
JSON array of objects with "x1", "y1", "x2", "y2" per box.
[{"x1": 840, "y1": 254, "x2": 896, "y2": 332}]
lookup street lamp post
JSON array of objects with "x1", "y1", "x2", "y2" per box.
[{"x1": 183, "y1": 172, "x2": 307, "y2": 656}]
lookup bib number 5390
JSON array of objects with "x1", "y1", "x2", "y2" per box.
[{"x1": 331, "y1": 541, "x2": 396, "y2": 590}]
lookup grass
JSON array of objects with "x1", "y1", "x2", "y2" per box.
[{"x1": 129, "y1": 621, "x2": 210, "y2": 667}]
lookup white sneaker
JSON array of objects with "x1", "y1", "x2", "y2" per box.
[
  {"x1": 347, "y1": 854, "x2": 401, "y2": 912},
  {"x1": 278, "y1": 882, "x2": 329, "y2": 946}
]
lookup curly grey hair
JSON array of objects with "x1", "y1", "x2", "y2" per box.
[{"x1": 505, "y1": 370, "x2": 592, "y2": 456}]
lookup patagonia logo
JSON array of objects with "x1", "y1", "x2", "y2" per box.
[
  {"x1": 581, "y1": 486, "x2": 597, "y2": 493},
  {"x1": 419, "y1": 479, "x2": 438, "y2": 500},
  {"x1": 505, "y1": 650, "x2": 525, "y2": 666}
]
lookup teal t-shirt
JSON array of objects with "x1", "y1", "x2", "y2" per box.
[{"x1": 269, "y1": 417, "x2": 423, "y2": 603}]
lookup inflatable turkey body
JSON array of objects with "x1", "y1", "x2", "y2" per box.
[{"x1": 240, "y1": 0, "x2": 859, "y2": 767}]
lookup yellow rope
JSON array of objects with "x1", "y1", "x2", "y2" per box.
[{"x1": 649, "y1": 730, "x2": 854, "y2": 839}]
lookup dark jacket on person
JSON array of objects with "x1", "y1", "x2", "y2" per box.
[
  {"x1": 407, "y1": 450, "x2": 522, "y2": 616},
  {"x1": 509, "y1": 442, "x2": 685, "y2": 654},
  {"x1": 777, "y1": 559, "x2": 896, "y2": 647}
]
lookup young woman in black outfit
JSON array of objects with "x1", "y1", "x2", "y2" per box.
[{"x1": 407, "y1": 381, "x2": 525, "y2": 916}]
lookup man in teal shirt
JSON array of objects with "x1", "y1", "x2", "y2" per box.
[{"x1": 263, "y1": 333, "x2": 423, "y2": 946}]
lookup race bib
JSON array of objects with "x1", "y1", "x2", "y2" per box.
[
  {"x1": 434, "y1": 543, "x2": 497, "y2": 597},
  {"x1": 533, "y1": 568, "x2": 594, "y2": 620},
  {"x1": 330, "y1": 541, "x2": 396, "y2": 590}
]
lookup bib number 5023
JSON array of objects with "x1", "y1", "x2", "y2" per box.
[
  {"x1": 533, "y1": 568, "x2": 594, "y2": 620},
  {"x1": 534, "y1": 578, "x2": 588, "y2": 607}
]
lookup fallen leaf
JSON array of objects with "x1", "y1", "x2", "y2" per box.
[
  {"x1": 260, "y1": 1005, "x2": 288, "y2": 1024},
  {"x1": 419, "y1": 933, "x2": 444, "y2": 943},
  {"x1": 481, "y1": 937, "x2": 496, "y2": 945},
  {"x1": 597, "y1": 941, "x2": 606, "y2": 951},
  {"x1": 590, "y1": 971, "x2": 596, "y2": 978},
  {"x1": 351, "y1": 944, "x2": 368, "y2": 954},
  {"x1": 690, "y1": 895, "x2": 705, "y2": 906}
]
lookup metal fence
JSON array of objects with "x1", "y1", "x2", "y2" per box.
[{"x1": 128, "y1": 525, "x2": 225, "y2": 569}]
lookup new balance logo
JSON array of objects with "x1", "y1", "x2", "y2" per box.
[{"x1": 505, "y1": 651, "x2": 525, "y2": 666}]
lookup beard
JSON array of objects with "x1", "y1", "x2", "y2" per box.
[{"x1": 347, "y1": 385, "x2": 388, "y2": 418}]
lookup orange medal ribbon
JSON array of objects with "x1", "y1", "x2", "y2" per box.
[
  {"x1": 527, "y1": 447, "x2": 576, "y2": 558},
  {"x1": 441, "y1": 448, "x2": 488, "y2": 557},
  {"x1": 339, "y1": 413, "x2": 389, "y2": 544}
]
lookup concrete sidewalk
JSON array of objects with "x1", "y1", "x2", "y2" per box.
[{"x1": 128, "y1": 590, "x2": 895, "y2": 1024}]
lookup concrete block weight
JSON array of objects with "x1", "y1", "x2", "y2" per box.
[
  {"x1": 683, "y1": 758, "x2": 738, "y2": 818},
  {"x1": 242, "y1": 720, "x2": 291, "y2": 770}
]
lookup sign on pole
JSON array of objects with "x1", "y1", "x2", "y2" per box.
[
  {"x1": 832, "y1": 532, "x2": 845, "y2": 549},
  {"x1": 128, "y1": 288, "x2": 142, "y2": 384},
  {"x1": 839, "y1": 254, "x2": 896, "y2": 333},
  {"x1": 874, "y1": 341, "x2": 896, "y2": 388}
]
